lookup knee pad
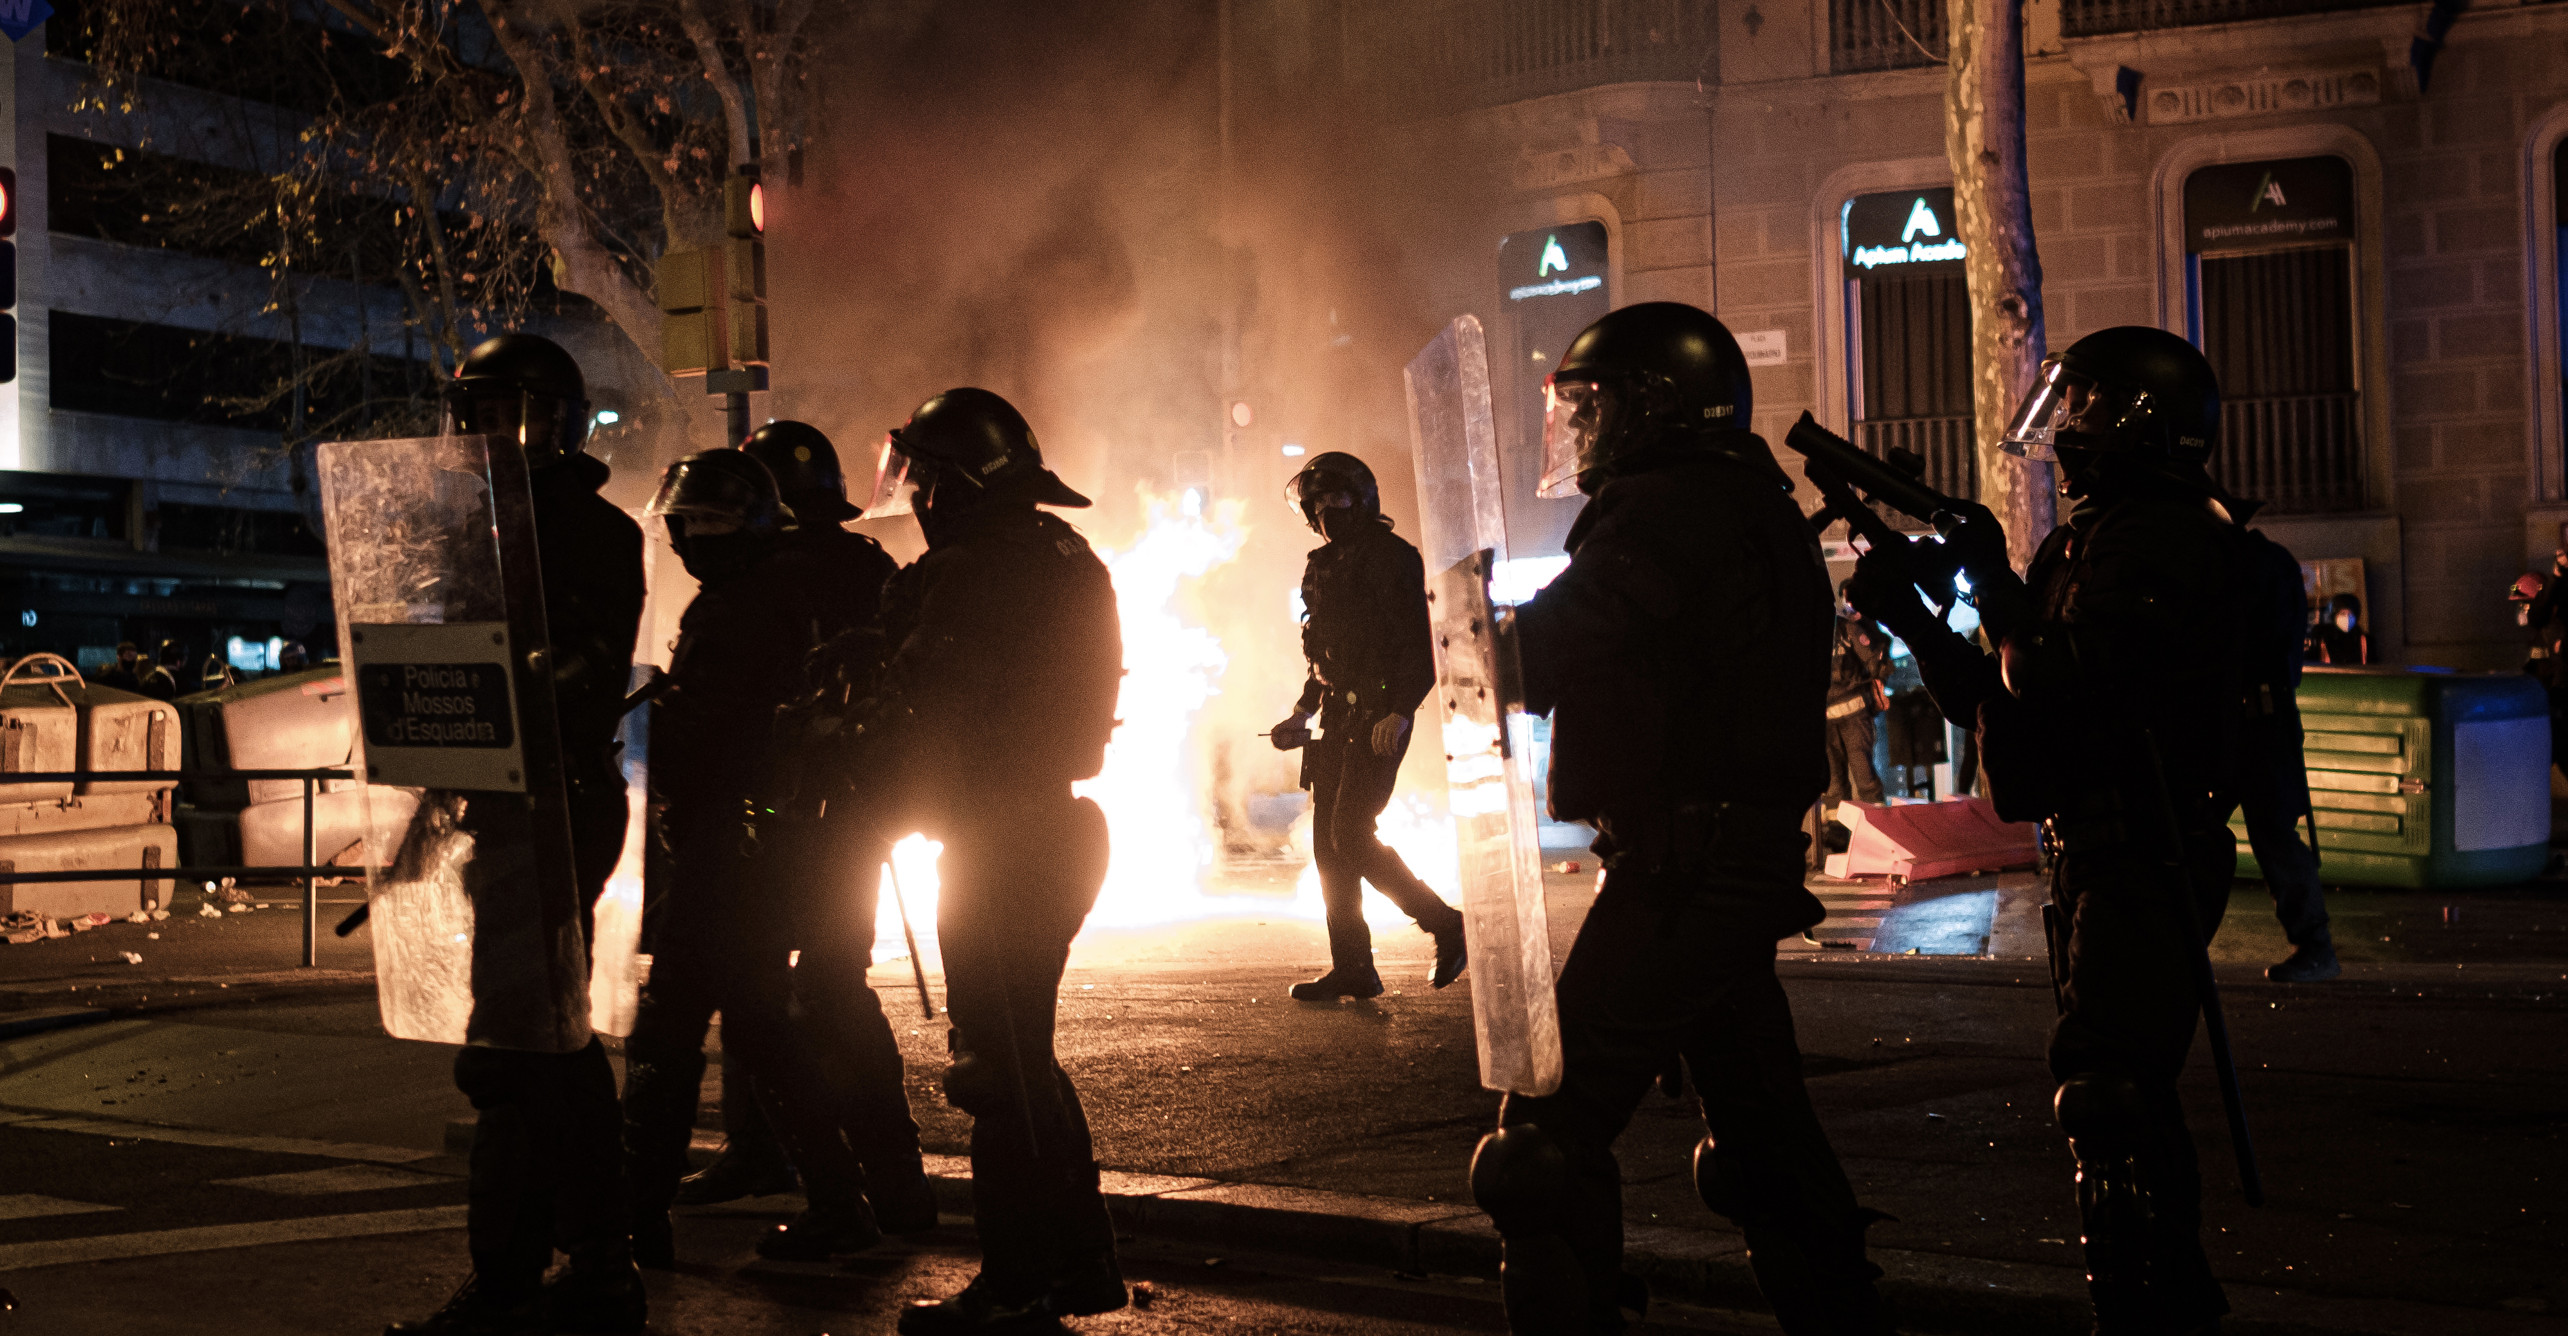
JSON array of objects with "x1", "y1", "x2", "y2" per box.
[
  {"x1": 941, "y1": 1051, "x2": 1009, "y2": 1117},
  {"x1": 1469, "y1": 1124, "x2": 1570, "y2": 1235},
  {"x1": 2054, "y1": 1074, "x2": 2147, "y2": 1155}
]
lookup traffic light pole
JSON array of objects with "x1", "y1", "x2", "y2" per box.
[{"x1": 705, "y1": 367, "x2": 765, "y2": 448}]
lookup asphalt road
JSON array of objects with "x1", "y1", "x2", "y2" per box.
[{"x1": 2, "y1": 866, "x2": 2564, "y2": 1331}]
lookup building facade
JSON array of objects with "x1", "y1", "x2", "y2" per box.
[{"x1": 1344, "y1": 0, "x2": 2568, "y2": 668}]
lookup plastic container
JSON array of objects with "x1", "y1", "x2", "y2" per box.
[
  {"x1": 178, "y1": 667, "x2": 355, "y2": 808},
  {"x1": 0, "y1": 821, "x2": 178, "y2": 919},
  {"x1": 2232, "y1": 666, "x2": 2551, "y2": 889},
  {"x1": 78, "y1": 682, "x2": 180, "y2": 795},
  {"x1": 0, "y1": 656, "x2": 82, "y2": 801}
]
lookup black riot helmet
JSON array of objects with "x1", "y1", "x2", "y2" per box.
[
  {"x1": 1284, "y1": 452, "x2": 1381, "y2": 534},
  {"x1": 1538, "y1": 301, "x2": 1756, "y2": 497},
  {"x1": 646, "y1": 449, "x2": 789, "y2": 542},
  {"x1": 875, "y1": 387, "x2": 1090, "y2": 514},
  {"x1": 2002, "y1": 326, "x2": 2220, "y2": 465},
  {"x1": 445, "y1": 333, "x2": 593, "y2": 467},
  {"x1": 742, "y1": 420, "x2": 861, "y2": 524}
]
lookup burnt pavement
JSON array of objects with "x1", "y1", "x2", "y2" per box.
[{"x1": 0, "y1": 866, "x2": 2561, "y2": 1334}]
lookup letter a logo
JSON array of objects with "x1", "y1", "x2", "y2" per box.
[
  {"x1": 1901, "y1": 196, "x2": 1942, "y2": 242},
  {"x1": 1538, "y1": 235, "x2": 1569, "y2": 278},
  {"x1": 2249, "y1": 171, "x2": 2287, "y2": 210}
]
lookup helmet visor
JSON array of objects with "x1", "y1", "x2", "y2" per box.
[
  {"x1": 862, "y1": 436, "x2": 919, "y2": 517},
  {"x1": 1536, "y1": 376, "x2": 1610, "y2": 499},
  {"x1": 446, "y1": 387, "x2": 586, "y2": 458},
  {"x1": 2001, "y1": 359, "x2": 2143, "y2": 461},
  {"x1": 1283, "y1": 464, "x2": 1362, "y2": 523},
  {"x1": 645, "y1": 456, "x2": 764, "y2": 530}
]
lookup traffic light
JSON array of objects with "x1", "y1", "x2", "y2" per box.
[
  {"x1": 654, "y1": 246, "x2": 723, "y2": 377},
  {"x1": 722, "y1": 171, "x2": 766, "y2": 367},
  {"x1": 0, "y1": 166, "x2": 18, "y2": 383}
]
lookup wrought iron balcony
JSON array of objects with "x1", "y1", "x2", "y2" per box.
[
  {"x1": 1855, "y1": 415, "x2": 1979, "y2": 516},
  {"x1": 1351, "y1": 0, "x2": 1716, "y2": 112},
  {"x1": 2061, "y1": 0, "x2": 2408, "y2": 37},
  {"x1": 2214, "y1": 392, "x2": 2365, "y2": 514},
  {"x1": 1831, "y1": 0, "x2": 1946, "y2": 74}
]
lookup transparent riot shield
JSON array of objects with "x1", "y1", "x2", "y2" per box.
[
  {"x1": 1404, "y1": 316, "x2": 1562, "y2": 1098},
  {"x1": 319, "y1": 434, "x2": 592, "y2": 1053}
]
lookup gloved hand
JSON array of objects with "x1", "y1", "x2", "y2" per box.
[
  {"x1": 1846, "y1": 542, "x2": 1939, "y2": 642},
  {"x1": 2513, "y1": 572, "x2": 2548, "y2": 603},
  {"x1": 1371, "y1": 713, "x2": 1410, "y2": 757},
  {"x1": 1270, "y1": 712, "x2": 1313, "y2": 751},
  {"x1": 1936, "y1": 501, "x2": 2012, "y2": 586}
]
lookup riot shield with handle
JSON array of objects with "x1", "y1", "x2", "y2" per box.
[
  {"x1": 1404, "y1": 315, "x2": 1562, "y2": 1098},
  {"x1": 319, "y1": 434, "x2": 591, "y2": 1052}
]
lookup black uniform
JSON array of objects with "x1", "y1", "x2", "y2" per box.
[
  {"x1": 1292, "y1": 516, "x2": 1461, "y2": 972},
  {"x1": 1490, "y1": 451, "x2": 1890, "y2": 1335},
  {"x1": 449, "y1": 453, "x2": 644, "y2": 1306},
  {"x1": 763, "y1": 523, "x2": 928, "y2": 1194},
  {"x1": 1889, "y1": 477, "x2": 2241, "y2": 1330},
  {"x1": 2233, "y1": 529, "x2": 2329, "y2": 956},
  {"x1": 619, "y1": 544, "x2": 877, "y2": 1238},
  {"x1": 1822, "y1": 611, "x2": 1887, "y2": 805},
  {"x1": 871, "y1": 502, "x2": 1123, "y2": 1299}
]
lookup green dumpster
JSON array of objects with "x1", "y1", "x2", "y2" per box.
[{"x1": 2233, "y1": 667, "x2": 2552, "y2": 888}]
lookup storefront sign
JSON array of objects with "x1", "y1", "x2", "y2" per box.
[
  {"x1": 1844, "y1": 187, "x2": 1965, "y2": 275},
  {"x1": 1503, "y1": 222, "x2": 1608, "y2": 302},
  {"x1": 2185, "y1": 155, "x2": 2353, "y2": 253}
]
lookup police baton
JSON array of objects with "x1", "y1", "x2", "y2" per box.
[{"x1": 2135, "y1": 731, "x2": 2265, "y2": 1207}]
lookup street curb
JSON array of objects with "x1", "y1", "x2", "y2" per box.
[
  {"x1": 0, "y1": 1008, "x2": 120, "y2": 1041},
  {"x1": 907, "y1": 1165, "x2": 2558, "y2": 1336}
]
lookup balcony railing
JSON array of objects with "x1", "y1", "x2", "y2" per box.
[
  {"x1": 2214, "y1": 392, "x2": 2364, "y2": 514},
  {"x1": 1353, "y1": 0, "x2": 1716, "y2": 112},
  {"x1": 2062, "y1": 0, "x2": 2404, "y2": 36},
  {"x1": 1856, "y1": 416, "x2": 1979, "y2": 515},
  {"x1": 1831, "y1": 0, "x2": 1945, "y2": 74}
]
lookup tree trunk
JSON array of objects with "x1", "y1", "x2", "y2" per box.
[{"x1": 1944, "y1": 0, "x2": 2054, "y2": 569}]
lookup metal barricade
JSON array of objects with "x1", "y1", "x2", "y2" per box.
[{"x1": 0, "y1": 767, "x2": 361, "y2": 968}]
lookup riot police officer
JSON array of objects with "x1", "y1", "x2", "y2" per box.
[
  {"x1": 856, "y1": 388, "x2": 1128, "y2": 1334},
  {"x1": 1271, "y1": 451, "x2": 1466, "y2": 1000},
  {"x1": 671, "y1": 422, "x2": 936, "y2": 1231},
  {"x1": 1824, "y1": 580, "x2": 1888, "y2": 808},
  {"x1": 1468, "y1": 303, "x2": 1893, "y2": 1335},
  {"x1": 619, "y1": 451, "x2": 889, "y2": 1267},
  {"x1": 391, "y1": 333, "x2": 645, "y2": 1336},
  {"x1": 1848, "y1": 325, "x2": 2247, "y2": 1333}
]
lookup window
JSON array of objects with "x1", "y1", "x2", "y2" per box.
[
  {"x1": 1842, "y1": 188, "x2": 1976, "y2": 509},
  {"x1": 49, "y1": 311, "x2": 435, "y2": 436},
  {"x1": 2184, "y1": 156, "x2": 2363, "y2": 513},
  {"x1": 2556, "y1": 139, "x2": 2566, "y2": 455}
]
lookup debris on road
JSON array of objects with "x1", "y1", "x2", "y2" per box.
[{"x1": 117, "y1": 951, "x2": 141, "y2": 964}]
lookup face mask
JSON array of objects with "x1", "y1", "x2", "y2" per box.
[
  {"x1": 672, "y1": 526, "x2": 765, "y2": 584},
  {"x1": 2335, "y1": 611, "x2": 2356, "y2": 632},
  {"x1": 1317, "y1": 504, "x2": 1359, "y2": 541}
]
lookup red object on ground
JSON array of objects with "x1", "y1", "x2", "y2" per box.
[{"x1": 1824, "y1": 798, "x2": 2037, "y2": 882}]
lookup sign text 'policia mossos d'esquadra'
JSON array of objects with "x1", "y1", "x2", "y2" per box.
[
  {"x1": 1843, "y1": 187, "x2": 1965, "y2": 275},
  {"x1": 347, "y1": 620, "x2": 530, "y2": 791},
  {"x1": 358, "y1": 662, "x2": 515, "y2": 748}
]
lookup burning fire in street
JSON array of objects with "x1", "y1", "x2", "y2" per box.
[{"x1": 868, "y1": 488, "x2": 1462, "y2": 964}]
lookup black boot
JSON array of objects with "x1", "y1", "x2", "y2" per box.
[
  {"x1": 1288, "y1": 964, "x2": 1385, "y2": 1001},
  {"x1": 897, "y1": 1273, "x2": 1054, "y2": 1334},
  {"x1": 756, "y1": 1202, "x2": 884, "y2": 1261},
  {"x1": 2264, "y1": 942, "x2": 2340, "y2": 983},
  {"x1": 385, "y1": 1276, "x2": 545, "y2": 1336},
  {"x1": 1047, "y1": 1250, "x2": 1129, "y2": 1317},
  {"x1": 1430, "y1": 923, "x2": 1468, "y2": 990},
  {"x1": 869, "y1": 1157, "x2": 944, "y2": 1235},
  {"x1": 674, "y1": 1147, "x2": 800, "y2": 1205},
  {"x1": 543, "y1": 1256, "x2": 648, "y2": 1335}
]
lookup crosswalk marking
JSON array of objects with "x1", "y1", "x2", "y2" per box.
[
  {"x1": 0, "y1": 1195, "x2": 121, "y2": 1222},
  {"x1": 10, "y1": 1114, "x2": 437, "y2": 1165},
  {"x1": 0, "y1": 1205, "x2": 469, "y2": 1271},
  {"x1": 212, "y1": 1165, "x2": 446, "y2": 1195}
]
